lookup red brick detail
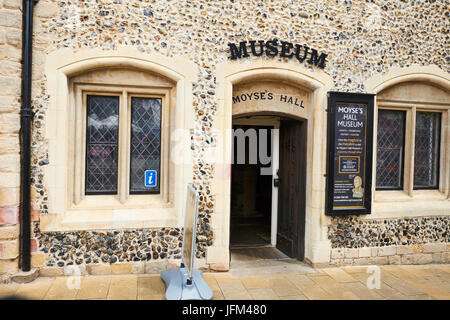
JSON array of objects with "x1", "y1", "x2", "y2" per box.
[
  {"x1": 30, "y1": 238, "x2": 38, "y2": 253},
  {"x1": 0, "y1": 206, "x2": 19, "y2": 225},
  {"x1": 31, "y1": 203, "x2": 40, "y2": 222}
]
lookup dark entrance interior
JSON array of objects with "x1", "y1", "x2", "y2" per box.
[{"x1": 230, "y1": 125, "x2": 273, "y2": 248}]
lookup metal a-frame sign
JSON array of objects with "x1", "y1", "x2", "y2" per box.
[{"x1": 161, "y1": 184, "x2": 213, "y2": 300}]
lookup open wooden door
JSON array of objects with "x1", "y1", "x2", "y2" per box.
[{"x1": 276, "y1": 119, "x2": 307, "y2": 260}]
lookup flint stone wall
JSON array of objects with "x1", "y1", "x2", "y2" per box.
[{"x1": 328, "y1": 216, "x2": 449, "y2": 266}]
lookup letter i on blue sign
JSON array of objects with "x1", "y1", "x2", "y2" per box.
[{"x1": 145, "y1": 170, "x2": 157, "y2": 187}]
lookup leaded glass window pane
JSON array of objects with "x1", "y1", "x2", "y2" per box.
[
  {"x1": 85, "y1": 95, "x2": 119, "y2": 194},
  {"x1": 376, "y1": 110, "x2": 406, "y2": 189},
  {"x1": 414, "y1": 112, "x2": 441, "y2": 189},
  {"x1": 130, "y1": 97, "x2": 161, "y2": 194}
]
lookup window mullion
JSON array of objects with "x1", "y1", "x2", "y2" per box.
[
  {"x1": 118, "y1": 91, "x2": 128, "y2": 204},
  {"x1": 406, "y1": 106, "x2": 416, "y2": 196}
]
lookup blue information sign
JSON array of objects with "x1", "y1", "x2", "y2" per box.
[{"x1": 145, "y1": 170, "x2": 157, "y2": 187}]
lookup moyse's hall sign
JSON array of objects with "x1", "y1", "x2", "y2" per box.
[{"x1": 228, "y1": 39, "x2": 328, "y2": 69}]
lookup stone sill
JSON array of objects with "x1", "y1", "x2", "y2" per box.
[
  {"x1": 368, "y1": 192, "x2": 449, "y2": 219},
  {"x1": 70, "y1": 195, "x2": 174, "y2": 210},
  {"x1": 39, "y1": 208, "x2": 180, "y2": 233},
  {"x1": 374, "y1": 189, "x2": 448, "y2": 202}
]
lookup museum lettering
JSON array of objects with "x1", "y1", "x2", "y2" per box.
[{"x1": 228, "y1": 40, "x2": 328, "y2": 69}]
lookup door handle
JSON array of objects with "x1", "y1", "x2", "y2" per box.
[
  {"x1": 274, "y1": 169, "x2": 280, "y2": 187},
  {"x1": 274, "y1": 178, "x2": 280, "y2": 187}
]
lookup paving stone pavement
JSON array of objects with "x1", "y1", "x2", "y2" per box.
[{"x1": 0, "y1": 264, "x2": 449, "y2": 300}]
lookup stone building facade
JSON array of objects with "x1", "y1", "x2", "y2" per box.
[
  {"x1": 0, "y1": 0, "x2": 449, "y2": 278},
  {"x1": 0, "y1": 0, "x2": 23, "y2": 275}
]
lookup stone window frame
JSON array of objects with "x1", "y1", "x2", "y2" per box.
[
  {"x1": 72, "y1": 84, "x2": 171, "y2": 208},
  {"x1": 375, "y1": 104, "x2": 447, "y2": 197},
  {"x1": 41, "y1": 48, "x2": 196, "y2": 232},
  {"x1": 365, "y1": 65, "x2": 450, "y2": 219}
]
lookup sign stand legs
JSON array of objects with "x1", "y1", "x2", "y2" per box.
[{"x1": 161, "y1": 264, "x2": 213, "y2": 300}]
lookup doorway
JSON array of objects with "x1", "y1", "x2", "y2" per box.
[
  {"x1": 230, "y1": 123, "x2": 274, "y2": 248},
  {"x1": 230, "y1": 115, "x2": 307, "y2": 261}
]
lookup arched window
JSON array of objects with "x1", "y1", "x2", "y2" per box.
[
  {"x1": 375, "y1": 81, "x2": 449, "y2": 193},
  {"x1": 70, "y1": 68, "x2": 175, "y2": 205},
  {"x1": 42, "y1": 50, "x2": 196, "y2": 232}
]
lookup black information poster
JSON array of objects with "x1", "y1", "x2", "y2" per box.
[{"x1": 326, "y1": 92, "x2": 374, "y2": 215}]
